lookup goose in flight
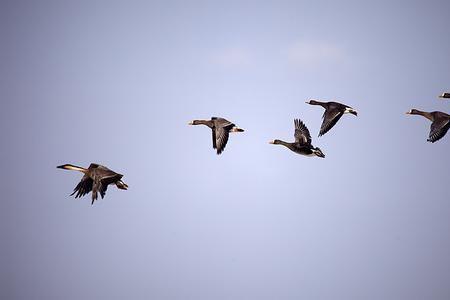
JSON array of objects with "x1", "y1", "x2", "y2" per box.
[
  {"x1": 188, "y1": 117, "x2": 244, "y2": 154},
  {"x1": 305, "y1": 100, "x2": 357, "y2": 137},
  {"x1": 270, "y1": 119, "x2": 325, "y2": 158},
  {"x1": 57, "y1": 163, "x2": 128, "y2": 204},
  {"x1": 406, "y1": 109, "x2": 450, "y2": 143}
]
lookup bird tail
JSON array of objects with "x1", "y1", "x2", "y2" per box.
[
  {"x1": 230, "y1": 127, "x2": 244, "y2": 132},
  {"x1": 116, "y1": 180, "x2": 128, "y2": 190}
]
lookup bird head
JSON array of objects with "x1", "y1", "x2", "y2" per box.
[
  {"x1": 269, "y1": 139, "x2": 282, "y2": 145},
  {"x1": 406, "y1": 109, "x2": 419, "y2": 115},
  {"x1": 305, "y1": 99, "x2": 321, "y2": 105}
]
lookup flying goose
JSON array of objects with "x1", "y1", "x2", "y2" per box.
[
  {"x1": 188, "y1": 117, "x2": 244, "y2": 154},
  {"x1": 269, "y1": 119, "x2": 325, "y2": 158},
  {"x1": 406, "y1": 109, "x2": 450, "y2": 143},
  {"x1": 305, "y1": 100, "x2": 358, "y2": 136},
  {"x1": 439, "y1": 93, "x2": 450, "y2": 99},
  {"x1": 57, "y1": 163, "x2": 128, "y2": 204}
]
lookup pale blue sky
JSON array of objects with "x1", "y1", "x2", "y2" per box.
[{"x1": 1, "y1": 1, "x2": 450, "y2": 299}]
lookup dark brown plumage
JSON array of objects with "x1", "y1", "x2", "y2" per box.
[
  {"x1": 188, "y1": 117, "x2": 244, "y2": 154},
  {"x1": 306, "y1": 100, "x2": 358, "y2": 137},
  {"x1": 57, "y1": 163, "x2": 128, "y2": 204},
  {"x1": 406, "y1": 109, "x2": 450, "y2": 143},
  {"x1": 269, "y1": 119, "x2": 325, "y2": 158}
]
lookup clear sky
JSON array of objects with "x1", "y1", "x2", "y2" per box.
[{"x1": 1, "y1": 0, "x2": 450, "y2": 299}]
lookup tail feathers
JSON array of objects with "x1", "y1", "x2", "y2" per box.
[
  {"x1": 116, "y1": 180, "x2": 128, "y2": 190},
  {"x1": 230, "y1": 127, "x2": 244, "y2": 132}
]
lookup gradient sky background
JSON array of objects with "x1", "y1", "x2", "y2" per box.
[{"x1": 1, "y1": 0, "x2": 450, "y2": 299}]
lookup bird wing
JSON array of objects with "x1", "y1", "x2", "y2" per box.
[
  {"x1": 99, "y1": 181, "x2": 108, "y2": 199},
  {"x1": 214, "y1": 118, "x2": 235, "y2": 128},
  {"x1": 91, "y1": 166, "x2": 123, "y2": 202},
  {"x1": 294, "y1": 119, "x2": 311, "y2": 145},
  {"x1": 71, "y1": 175, "x2": 93, "y2": 198},
  {"x1": 91, "y1": 181, "x2": 99, "y2": 204},
  {"x1": 212, "y1": 118, "x2": 236, "y2": 154},
  {"x1": 319, "y1": 109, "x2": 344, "y2": 136},
  {"x1": 211, "y1": 128, "x2": 217, "y2": 149},
  {"x1": 428, "y1": 118, "x2": 450, "y2": 143},
  {"x1": 95, "y1": 165, "x2": 121, "y2": 180},
  {"x1": 215, "y1": 126, "x2": 230, "y2": 154}
]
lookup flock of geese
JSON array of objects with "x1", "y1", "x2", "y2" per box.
[{"x1": 58, "y1": 93, "x2": 450, "y2": 205}]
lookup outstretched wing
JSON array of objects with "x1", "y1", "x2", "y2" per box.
[
  {"x1": 93, "y1": 166, "x2": 123, "y2": 201},
  {"x1": 319, "y1": 109, "x2": 344, "y2": 136},
  {"x1": 211, "y1": 128, "x2": 217, "y2": 149},
  {"x1": 214, "y1": 118, "x2": 234, "y2": 128},
  {"x1": 91, "y1": 181, "x2": 99, "y2": 205},
  {"x1": 70, "y1": 175, "x2": 93, "y2": 198},
  {"x1": 213, "y1": 118, "x2": 235, "y2": 155},
  {"x1": 95, "y1": 165, "x2": 121, "y2": 180},
  {"x1": 294, "y1": 119, "x2": 311, "y2": 145},
  {"x1": 215, "y1": 127, "x2": 230, "y2": 154},
  {"x1": 98, "y1": 181, "x2": 110, "y2": 202},
  {"x1": 428, "y1": 119, "x2": 450, "y2": 143},
  {"x1": 91, "y1": 178, "x2": 110, "y2": 205},
  {"x1": 88, "y1": 163, "x2": 100, "y2": 169}
]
